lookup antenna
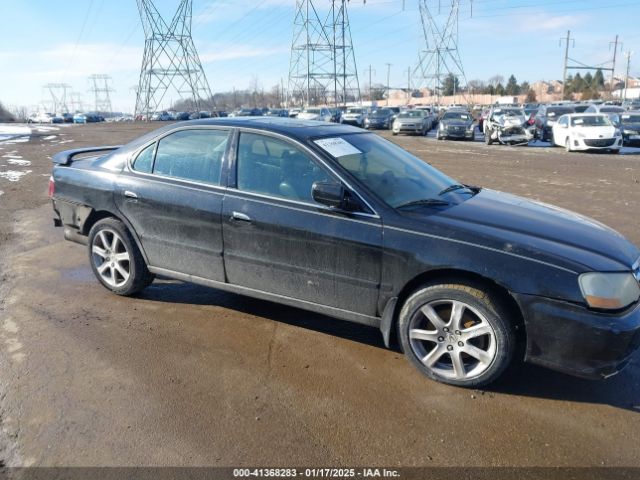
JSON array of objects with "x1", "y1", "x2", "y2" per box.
[{"x1": 134, "y1": 0, "x2": 215, "y2": 119}]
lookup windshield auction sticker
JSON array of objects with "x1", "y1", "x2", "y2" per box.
[{"x1": 314, "y1": 137, "x2": 361, "y2": 157}]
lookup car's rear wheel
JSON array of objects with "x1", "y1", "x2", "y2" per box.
[
  {"x1": 398, "y1": 282, "x2": 515, "y2": 387},
  {"x1": 88, "y1": 218, "x2": 154, "y2": 296}
]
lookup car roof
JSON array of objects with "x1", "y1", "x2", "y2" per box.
[{"x1": 124, "y1": 117, "x2": 364, "y2": 150}]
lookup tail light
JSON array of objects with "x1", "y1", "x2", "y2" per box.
[{"x1": 48, "y1": 175, "x2": 55, "y2": 198}]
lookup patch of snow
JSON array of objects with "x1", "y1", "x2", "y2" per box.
[
  {"x1": 1, "y1": 154, "x2": 22, "y2": 159},
  {"x1": 43, "y1": 135, "x2": 57, "y2": 140},
  {"x1": 7, "y1": 159, "x2": 31, "y2": 166},
  {"x1": 35, "y1": 126, "x2": 59, "y2": 132},
  {"x1": 0, "y1": 170, "x2": 32, "y2": 182}
]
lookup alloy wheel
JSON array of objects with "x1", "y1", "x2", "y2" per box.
[
  {"x1": 408, "y1": 299, "x2": 497, "y2": 380},
  {"x1": 91, "y1": 228, "x2": 131, "y2": 288}
]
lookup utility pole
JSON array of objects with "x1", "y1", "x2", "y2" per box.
[
  {"x1": 561, "y1": 30, "x2": 571, "y2": 99},
  {"x1": 368, "y1": 64, "x2": 375, "y2": 102},
  {"x1": 609, "y1": 35, "x2": 620, "y2": 96},
  {"x1": 385, "y1": 63, "x2": 392, "y2": 106},
  {"x1": 624, "y1": 51, "x2": 634, "y2": 102}
]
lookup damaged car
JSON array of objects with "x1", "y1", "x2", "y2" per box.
[
  {"x1": 50, "y1": 117, "x2": 640, "y2": 388},
  {"x1": 483, "y1": 106, "x2": 533, "y2": 145}
]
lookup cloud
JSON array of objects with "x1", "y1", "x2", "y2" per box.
[
  {"x1": 199, "y1": 44, "x2": 289, "y2": 63},
  {"x1": 519, "y1": 13, "x2": 587, "y2": 32}
]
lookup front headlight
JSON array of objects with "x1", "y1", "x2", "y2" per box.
[
  {"x1": 578, "y1": 272, "x2": 640, "y2": 309},
  {"x1": 623, "y1": 129, "x2": 637, "y2": 135}
]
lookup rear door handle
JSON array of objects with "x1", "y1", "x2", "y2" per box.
[
  {"x1": 231, "y1": 211, "x2": 251, "y2": 222},
  {"x1": 124, "y1": 190, "x2": 138, "y2": 199}
]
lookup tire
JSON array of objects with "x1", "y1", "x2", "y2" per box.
[
  {"x1": 392, "y1": 131, "x2": 398, "y2": 136},
  {"x1": 611, "y1": 149, "x2": 620, "y2": 154},
  {"x1": 470, "y1": 131, "x2": 475, "y2": 142},
  {"x1": 398, "y1": 282, "x2": 515, "y2": 388},
  {"x1": 565, "y1": 137, "x2": 572, "y2": 153},
  {"x1": 88, "y1": 217, "x2": 154, "y2": 296}
]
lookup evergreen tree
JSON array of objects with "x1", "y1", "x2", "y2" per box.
[
  {"x1": 525, "y1": 89, "x2": 537, "y2": 103},
  {"x1": 505, "y1": 74, "x2": 520, "y2": 95},
  {"x1": 495, "y1": 83, "x2": 506, "y2": 95},
  {"x1": 594, "y1": 69, "x2": 605, "y2": 88},
  {"x1": 583, "y1": 72, "x2": 593, "y2": 91},
  {"x1": 442, "y1": 73, "x2": 460, "y2": 96}
]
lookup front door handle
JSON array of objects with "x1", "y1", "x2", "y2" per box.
[
  {"x1": 124, "y1": 190, "x2": 138, "y2": 199},
  {"x1": 231, "y1": 211, "x2": 251, "y2": 222}
]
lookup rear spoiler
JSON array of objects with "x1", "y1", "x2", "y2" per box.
[{"x1": 52, "y1": 146, "x2": 121, "y2": 165}]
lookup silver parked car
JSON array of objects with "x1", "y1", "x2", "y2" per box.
[
  {"x1": 297, "y1": 107, "x2": 332, "y2": 122},
  {"x1": 340, "y1": 107, "x2": 368, "y2": 127},
  {"x1": 392, "y1": 110, "x2": 430, "y2": 136}
]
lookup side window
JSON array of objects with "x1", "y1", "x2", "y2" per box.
[
  {"x1": 559, "y1": 116, "x2": 567, "y2": 126},
  {"x1": 237, "y1": 132, "x2": 332, "y2": 203},
  {"x1": 153, "y1": 129, "x2": 229, "y2": 185},
  {"x1": 133, "y1": 143, "x2": 155, "y2": 173}
]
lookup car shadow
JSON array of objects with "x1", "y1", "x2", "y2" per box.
[
  {"x1": 140, "y1": 278, "x2": 640, "y2": 412},
  {"x1": 140, "y1": 278, "x2": 393, "y2": 351}
]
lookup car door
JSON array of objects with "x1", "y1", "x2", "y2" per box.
[
  {"x1": 115, "y1": 127, "x2": 231, "y2": 281},
  {"x1": 221, "y1": 130, "x2": 383, "y2": 317},
  {"x1": 554, "y1": 115, "x2": 568, "y2": 146}
]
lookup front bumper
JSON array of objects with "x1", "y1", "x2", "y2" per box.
[
  {"x1": 365, "y1": 120, "x2": 389, "y2": 129},
  {"x1": 515, "y1": 293, "x2": 640, "y2": 379},
  {"x1": 441, "y1": 127, "x2": 474, "y2": 139},
  {"x1": 393, "y1": 123, "x2": 423, "y2": 134},
  {"x1": 570, "y1": 136, "x2": 623, "y2": 151},
  {"x1": 342, "y1": 118, "x2": 362, "y2": 126}
]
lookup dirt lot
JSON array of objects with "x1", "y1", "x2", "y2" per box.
[{"x1": 0, "y1": 122, "x2": 639, "y2": 469}]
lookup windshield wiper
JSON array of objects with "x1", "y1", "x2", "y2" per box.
[
  {"x1": 438, "y1": 183, "x2": 481, "y2": 196},
  {"x1": 395, "y1": 198, "x2": 450, "y2": 209}
]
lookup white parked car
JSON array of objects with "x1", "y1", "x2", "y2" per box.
[
  {"x1": 552, "y1": 113, "x2": 623, "y2": 153},
  {"x1": 297, "y1": 107, "x2": 332, "y2": 122},
  {"x1": 28, "y1": 112, "x2": 53, "y2": 124},
  {"x1": 340, "y1": 107, "x2": 368, "y2": 127}
]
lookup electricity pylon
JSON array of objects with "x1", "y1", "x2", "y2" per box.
[
  {"x1": 88, "y1": 74, "x2": 114, "y2": 113},
  {"x1": 413, "y1": 0, "x2": 470, "y2": 104},
  {"x1": 134, "y1": 0, "x2": 214, "y2": 119},
  {"x1": 287, "y1": 0, "x2": 361, "y2": 108},
  {"x1": 43, "y1": 83, "x2": 71, "y2": 114}
]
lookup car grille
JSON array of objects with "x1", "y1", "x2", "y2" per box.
[
  {"x1": 449, "y1": 126, "x2": 465, "y2": 132},
  {"x1": 584, "y1": 138, "x2": 616, "y2": 147}
]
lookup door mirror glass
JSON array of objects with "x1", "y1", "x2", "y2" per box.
[{"x1": 312, "y1": 181, "x2": 345, "y2": 208}]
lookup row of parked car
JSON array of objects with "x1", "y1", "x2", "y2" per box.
[{"x1": 478, "y1": 102, "x2": 640, "y2": 153}]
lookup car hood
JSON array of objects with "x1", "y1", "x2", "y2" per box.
[
  {"x1": 442, "y1": 119, "x2": 471, "y2": 127},
  {"x1": 396, "y1": 118, "x2": 421, "y2": 123},
  {"x1": 343, "y1": 113, "x2": 362, "y2": 118},
  {"x1": 621, "y1": 122, "x2": 640, "y2": 131},
  {"x1": 407, "y1": 189, "x2": 639, "y2": 272},
  {"x1": 571, "y1": 125, "x2": 617, "y2": 138},
  {"x1": 298, "y1": 113, "x2": 321, "y2": 120}
]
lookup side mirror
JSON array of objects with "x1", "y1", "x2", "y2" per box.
[{"x1": 312, "y1": 181, "x2": 346, "y2": 209}]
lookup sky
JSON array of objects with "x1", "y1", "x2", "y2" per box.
[{"x1": 1, "y1": 0, "x2": 639, "y2": 113}]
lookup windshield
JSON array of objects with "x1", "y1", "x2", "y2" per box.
[
  {"x1": 621, "y1": 114, "x2": 640, "y2": 123},
  {"x1": 398, "y1": 111, "x2": 425, "y2": 118},
  {"x1": 346, "y1": 108, "x2": 362, "y2": 114},
  {"x1": 304, "y1": 108, "x2": 321, "y2": 114},
  {"x1": 317, "y1": 133, "x2": 464, "y2": 208},
  {"x1": 600, "y1": 107, "x2": 624, "y2": 113},
  {"x1": 547, "y1": 108, "x2": 574, "y2": 118},
  {"x1": 443, "y1": 112, "x2": 471, "y2": 121},
  {"x1": 571, "y1": 115, "x2": 612, "y2": 127},
  {"x1": 493, "y1": 109, "x2": 523, "y2": 117},
  {"x1": 371, "y1": 109, "x2": 391, "y2": 116}
]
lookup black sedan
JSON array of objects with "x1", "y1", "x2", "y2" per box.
[
  {"x1": 50, "y1": 118, "x2": 640, "y2": 387},
  {"x1": 619, "y1": 111, "x2": 640, "y2": 146},
  {"x1": 436, "y1": 110, "x2": 475, "y2": 140},
  {"x1": 364, "y1": 108, "x2": 394, "y2": 130}
]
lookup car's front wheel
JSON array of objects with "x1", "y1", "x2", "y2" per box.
[
  {"x1": 565, "y1": 137, "x2": 572, "y2": 152},
  {"x1": 88, "y1": 218, "x2": 154, "y2": 296},
  {"x1": 398, "y1": 282, "x2": 515, "y2": 387}
]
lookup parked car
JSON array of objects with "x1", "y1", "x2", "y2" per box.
[
  {"x1": 175, "y1": 112, "x2": 191, "y2": 121},
  {"x1": 341, "y1": 107, "x2": 368, "y2": 127},
  {"x1": 49, "y1": 117, "x2": 640, "y2": 388},
  {"x1": 73, "y1": 113, "x2": 87, "y2": 124},
  {"x1": 552, "y1": 113, "x2": 623, "y2": 153},
  {"x1": 534, "y1": 105, "x2": 575, "y2": 142},
  {"x1": 584, "y1": 104, "x2": 625, "y2": 119},
  {"x1": 436, "y1": 109, "x2": 475, "y2": 141},
  {"x1": 231, "y1": 108, "x2": 263, "y2": 117},
  {"x1": 364, "y1": 108, "x2": 394, "y2": 130},
  {"x1": 289, "y1": 108, "x2": 301, "y2": 118},
  {"x1": 151, "y1": 111, "x2": 173, "y2": 121},
  {"x1": 329, "y1": 107, "x2": 343, "y2": 123},
  {"x1": 265, "y1": 109, "x2": 289, "y2": 118},
  {"x1": 297, "y1": 107, "x2": 332, "y2": 122},
  {"x1": 392, "y1": 110, "x2": 430, "y2": 135},
  {"x1": 619, "y1": 111, "x2": 640, "y2": 146},
  {"x1": 483, "y1": 106, "x2": 532, "y2": 145}
]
